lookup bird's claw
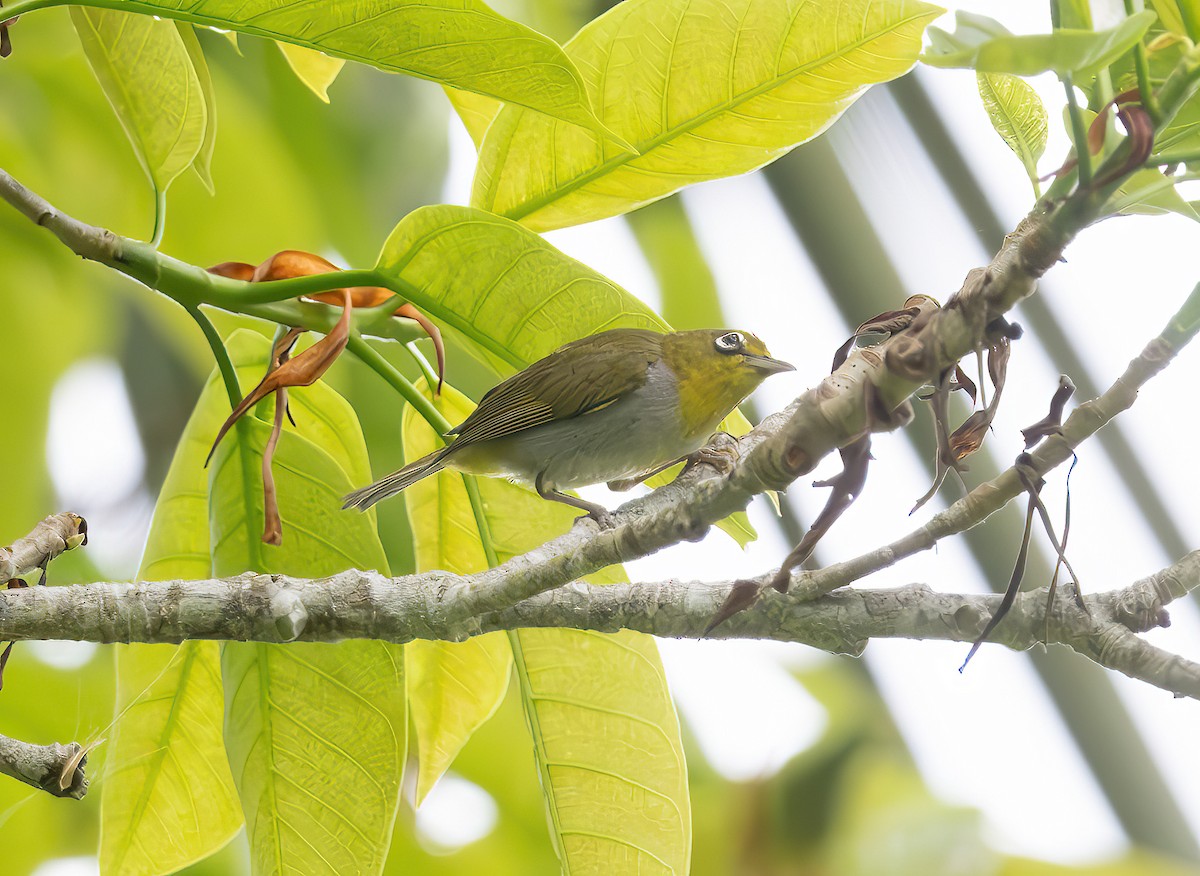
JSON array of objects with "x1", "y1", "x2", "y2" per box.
[{"x1": 682, "y1": 433, "x2": 741, "y2": 478}]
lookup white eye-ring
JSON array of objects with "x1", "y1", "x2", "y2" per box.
[{"x1": 715, "y1": 331, "x2": 745, "y2": 353}]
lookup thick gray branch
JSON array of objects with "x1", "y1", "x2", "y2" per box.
[
  {"x1": 0, "y1": 734, "x2": 89, "y2": 799},
  {"x1": 2, "y1": 551, "x2": 1198, "y2": 699}
]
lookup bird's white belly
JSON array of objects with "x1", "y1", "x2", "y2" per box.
[{"x1": 449, "y1": 360, "x2": 700, "y2": 489}]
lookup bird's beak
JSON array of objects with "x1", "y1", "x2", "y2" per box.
[{"x1": 744, "y1": 354, "x2": 795, "y2": 375}]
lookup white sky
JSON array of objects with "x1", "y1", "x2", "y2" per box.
[{"x1": 41, "y1": 0, "x2": 1200, "y2": 867}]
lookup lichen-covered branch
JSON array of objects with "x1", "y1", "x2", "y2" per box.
[
  {"x1": 0, "y1": 119, "x2": 1192, "y2": 626},
  {"x1": 1, "y1": 551, "x2": 1197, "y2": 699},
  {"x1": 0, "y1": 512, "x2": 88, "y2": 582},
  {"x1": 0, "y1": 733, "x2": 90, "y2": 799}
]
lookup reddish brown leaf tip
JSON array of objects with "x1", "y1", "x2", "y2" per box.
[
  {"x1": 207, "y1": 261, "x2": 256, "y2": 281},
  {"x1": 703, "y1": 580, "x2": 762, "y2": 637},
  {"x1": 0, "y1": 11, "x2": 16, "y2": 60}
]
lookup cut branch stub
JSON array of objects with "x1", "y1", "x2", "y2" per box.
[{"x1": 1022, "y1": 375, "x2": 1076, "y2": 448}]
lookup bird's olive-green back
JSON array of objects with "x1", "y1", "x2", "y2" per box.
[{"x1": 445, "y1": 329, "x2": 665, "y2": 447}]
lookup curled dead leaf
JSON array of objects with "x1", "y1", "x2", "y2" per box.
[{"x1": 208, "y1": 250, "x2": 445, "y2": 391}]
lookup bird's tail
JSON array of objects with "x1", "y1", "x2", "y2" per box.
[{"x1": 342, "y1": 450, "x2": 449, "y2": 510}]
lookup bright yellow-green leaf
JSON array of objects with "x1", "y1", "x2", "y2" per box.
[
  {"x1": 278, "y1": 42, "x2": 346, "y2": 104},
  {"x1": 1109, "y1": 168, "x2": 1200, "y2": 222},
  {"x1": 977, "y1": 72, "x2": 1048, "y2": 191},
  {"x1": 204, "y1": 332, "x2": 405, "y2": 876},
  {"x1": 178, "y1": 22, "x2": 217, "y2": 193},
  {"x1": 102, "y1": 331, "x2": 385, "y2": 876},
  {"x1": 375, "y1": 204, "x2": 757, "y2": 544},
  {"x1": 445, "y1": 86, "x2": 503, "y2": 151},
  {"x1": 407, "y1": 637, "x2": 513, "y2": 805},
  {"x1": 403, "y1": 384, "x2": 513, "y2": 805},
  {"x1": 100, "y1": 342, "x2": 267, "y2": 876},
  {"x1": 71, "y1": 8, "x2": 208, "y2": 199},
  {"x1": 101, "y1": 643, "x2": 237, "y2": 876},
  {"x1": 403, "y1": 381, "x2": 692, "y2": 874},
  {"x1": 470, "y1": 0, "x2": 942, "y2": 231},
  {"x1": 49, "y1": 0, "x2": 613, "y2": 137},
  {"x1": 923, "y1": 10, "x2": 1156, "y2": 77}
]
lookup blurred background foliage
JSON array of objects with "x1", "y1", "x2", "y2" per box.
[{"x1": 3, "y1": 1, "x2": 1200, "y2": 874}]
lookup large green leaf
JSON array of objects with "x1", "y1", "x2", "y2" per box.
[
  {"x1": 100, "y1": 340, "x2": 268, "y2": 876},
  {"x1": 102, "y1": 331, "x2": 389, "y2": 876},
  {"x1": 403, "y1": 383, "x2": 514, "y2": 806},
  {"x1": 923, "y1": 10, "x2": 1156, "y2": 76},
  {"x1": 70, "y1": 8, "x2": 209, "y2": 203},
  {"x1": 976, "y1": 72, "x2": 1048, "y2": 191},
  {"x1": 403, "y1": 382, "x2": 692, "y2": 873},
  {"x1": 375, "y1": 204, "x2": 758, "y2": 544},
  {"x1": 45, "y1": 0, "x2": 612, "y2": 136},
  {"x1": 202, "y1": 332, "x2": 405, "y2": 876},
  {"x1": 469, "y1": 0, "x2": 941, "y2": 231},
  {"x1": 101, "y1": 642, "x2": 237, "y2": 876}
]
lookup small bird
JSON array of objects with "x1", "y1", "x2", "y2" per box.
[{"x1": 343, "y1": 328, "x2": 794, "y2": 519}]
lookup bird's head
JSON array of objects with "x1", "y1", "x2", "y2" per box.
[{"x1": 664, "y1": 330, "x2": 794, "y2": 438}]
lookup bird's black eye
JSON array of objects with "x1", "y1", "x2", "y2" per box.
[{"x1": 714, "y1": 331, "x2": 744, "y2": 354}]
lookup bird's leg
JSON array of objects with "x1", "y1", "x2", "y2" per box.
[
  {"x1": 607, "y1": 457, "x2": 685, "y2": 492},
  {"x1": 536, "y1": 472, "x2": 614, "y2": 528}
]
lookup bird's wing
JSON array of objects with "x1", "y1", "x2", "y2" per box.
[{"x1": 447, "y1": 330, "x2": 663, "y2": 447}]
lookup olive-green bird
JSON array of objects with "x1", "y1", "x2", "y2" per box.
[{"x1": 342, "y1": 328, "x2": 793, "y2": 518}]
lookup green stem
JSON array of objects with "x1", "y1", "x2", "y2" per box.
[
  {"x1": 150, "y1": 188, "x2": 166, "y2": 249},
  {"x1": 206, "y1": 270, "x2": 383, "y2": 306},
  {"x1": 1124, "y1": 0, "x2": 1161, "y2": 123},
  {"x1": 185, "y1": 305, "x2": 241, "y2": 409},
  {"x1": 1064, "y1": 74, "x2": 1093, "y2": 187},
  {"x1": 0, "y1": 0, "x2": 53, "y2": 22},
  {"x1": 345, "y1": 334, "x2": 451, "y2": 435},
  {"x1": 1147, "y1": 148, "x2": 1200, "y2": 165}
]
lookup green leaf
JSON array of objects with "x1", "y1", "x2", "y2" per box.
[
  {"x1": 403, "y1": 381, "x2": 692, "y2": 874},
  {"x1": 470, "y1": 0, "x2": 942, "y2": 231},
  {"x1": 976, "y1": 72, "x2": 1048, "y2": 190},
  {"x1": 375, "y1": 203, "x2": 757, "y2": 544},
  {"x1": 445, "y1": 86, "x2": 503, "y2": 151},
  {"x1": 100, "y1": 342, "x2": 271, "y2": 876},
  {"x1": 70, "y1": 8, "x2": 208, "y2": 199},
  {"x1": 1149, "y1": 0, "x2": 1200, "y2": 40},
  {"x1": 53, "y1": 0, "x2": 612, "y2": 138},
  {"x1": 278, "y1": 42, "x2": 346, "y2": 104},
  {"x1": 1108, "y1": 168, "x2": 1200, "y2": 221},
  {"x1": 177, "y1": 22, "x2": 217, "y2": 193},
  {"x1": 922, "y1": 10, "x2": 1156, "y2": 77},
  {"x1": 102, "y1": 331, "x2": 388, "y2": 876},
  {"x1": 402, "y1": 383, "x2": 514, "y2": 805},
  {"x1": 1058, "y1": 0, "x2": 1093, "y2": 30},
  {"x1": 205, "y1": 332, "x2": 406, "y2": 876},
  {"x1": 101, "y1": 643, "x2": 238, "y2": 876},
  {"x1": 1150, "y1": 0, "x2": 1186, "y2": 35}
]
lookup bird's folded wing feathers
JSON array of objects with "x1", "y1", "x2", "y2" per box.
[{"x1": 447, "y1": 330, "x2": 663, "y2": 447}]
